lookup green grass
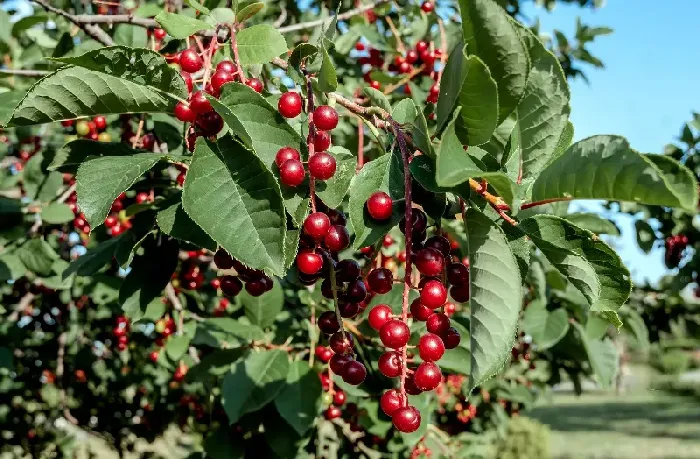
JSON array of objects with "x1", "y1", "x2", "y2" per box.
[{"x1": 529, "y1": 366, "x2": 700, "y2": 459}]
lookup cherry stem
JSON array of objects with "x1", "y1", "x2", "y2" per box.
[
  {"x1": 304, "y1": 71, "x2": 318, "y2": 213},
  {"x1": 520, "y1": 197, "x2": 573, "y2": 210},
  {"x1": 229, "y1": 25, "x2": 247, "y2": 85},
  {"x1": 356, "y1": 115, "x2": 365, "y2": 172},
  {"x1": 392, "y1": 119, "x2": 413, "y2": 407},
  {"x1": 201, "y1": 38, "x2": 218, "y2": 88},
  {"x1": 467, "y1": 178, "x2": 518, "y2": 225}
]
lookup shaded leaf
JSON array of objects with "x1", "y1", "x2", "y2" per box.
[{"x1": 274, "y1": 361, "x2": 322, "y2": 435}]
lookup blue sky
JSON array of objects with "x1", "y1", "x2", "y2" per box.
[{"x1": 521, "y1": 0, "x2": 700, "y2": 284}]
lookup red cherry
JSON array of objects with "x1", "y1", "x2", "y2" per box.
[
  {"x1": 370, "y1": 80, "x2": 381, "y2": 90},
  {"x1": 304, "y1": 212, "x2": 331, "y2": 240},
  {"x1": 313, "y1": 105, "x2": 339, "y2": 131},
  {"x1": 216, "y1": 60, "x2": 236, "y2": 74},
  {"x1": 413, "y1": 362, "x2": 441, "y2": 391},
  {"x1": 355, "y1": 42, "x2": 366, "y2": 51},
  {"x1": 379, "y1": 319, "x2": 410, "y2": 349},
  {"x1": 392, "y1": 406, "x2": 421, "y2": 433},
  {"x1": 367, "y1": 268, "x2": 393, "y2": 294},
  {"x1": 104, "y1": 215, "x2": 118, "y2": 228},
  {"x1": 450, "y1": 284, "x2": 470, "y2": 303},
  {"x1": 179, "y1": 49, "x2": 203, "y2": 73},
  {"x1": 410, "y1": 299, "x2": 433, "y2": 321},
  {"x1": 425, "y1": 235, "x2": 451, "y2": 257},
  {"x1": 141, "y1": 133, "x2": 155, "y2": 150},
  {"x1": 342, "y1": 360, "x2": 366, "y2": 385},
  {"x1": 314, "y1": 130, "x2": 332, "y2": 151},
  {"x1": 296, "y1": 250, "x2": 324, "y2": 275},
  {"x1": 366, "y1": 192, "x2": 393, "y2": 220},
  {"x1": 339, "y1": 302, "x2": 360, "y2": 318},
  {"x1": 275, "y1": 147, "x2": 301, "y2": 167},
  {"x1": 447, "y1": 262, "x2": 469, "y2": 286},
  {"x1": 421, "y1": 1, "x2": 434, "y2": 13},
  {"x1": 336, "y1": 259, "x2": 360, "y2": 281},
  {"x1": 406, "y1": 50, "x2": 419, "y2": 64},
  {"x1": 346, "y1": 279, "x2": 368, "y2": 303},
  {"x1": 420, "y1": 280, "x2": 447, "y2": 308},
  {"x1": 368, "y1": 304, "x2": 393, "y2": 330},
  {"x1": 325, "y1": 405, "x2": 342, "y2": 419},
  {"x1": 329, "y1": 353, "x2": 352, "y2": 373},
  {"x1": 380, "y1": 389, "x2": 403, "y2": 416},
  {"x1": 135, "y1": 192, "x2": 149, "y2": 204},
  {"x1": 318, "y1": 311, "x2": 340, "y2": 334},
  {"x1": 149, "y1": 350, "x2": 159, "y2": 362},
  {"x1": 416, "y1": 41, "x2": 429, "y2": 53},
  {"x1": 415, "y1": 248, "x2": 444, "y2": 277},
  {"x1": 280, "y1": 159, "x2": 306, "y2": 187},
  {"x1": 418, "y1": 333, "x2": 445, "y2": 362},
  {"x1": 189, "y1": 91, "x2": 212, "y2": 114},
  {"x1": 329, "y1": 331, "x2": 354, "y2": 355},
  {"x1": 174, "y1": 102, "x2": 196, "y2": 122},
  {"x1": 153, "y1": 28, "x2": 167, "y2": 40},
  {"x1": 398, "y1": 62, "x2": 412, "y2": 73},
  {"x1": 246, "y1": 78, "x2": 264, "y2": 93},
  {"x1": 426, "y1": 312, "x2": 450, "y2": 335},
  {"x1": 442, "y1": 327, "x2": 461, "y2": 349},
  {"x1": 93, "y1": 115, "x2": 107, "y2": 131},
  {"x1": 214, "y1": 249, "x2": 234, "y2": 269},
  {"x1": 324, "y1": 225, "x2": 350, "y2": 252},
  {"x1": 220, "y1": 276, "x2": 243, "y2": 297},
  {"x1": 315, "y1": 346, "x2": 333, "y2": 362},
  {"x1": 211, "y1": 70, "x2": 235, "y2": 95},
  {"x1": 378, "y1": 351, "x2": 402, "y2": 377},
  {"x1": 308, "y1": 152, "x2": 337, "y2": 180},
  {"x1": 278, "y1": 92, "x2": 303, "y2": 118},
  {"x1": 333, "y1": 389, "x2": 347, "y2": 406},
  {"x1": 245, "y1": 279, "x2": 267, "y2": 297},
  {"x1": 180, "y1": 71, "x2": 193, "y2": 92},
  {"x1": 195, "y1": 111, "x2": 224, "y2": 137}
]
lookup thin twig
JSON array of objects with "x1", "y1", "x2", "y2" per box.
[
  {"x1": 0, "y1": 68, "x2": 49, "y2": 77},
  {"x1": 33, "y1": 0, "x2": 115, "y2": 46},
  {"x1": 385, "y1": 17, "x2": 406, "y2": 55},
  {"x1": 165, "y1": 283, "x2": 185, "y2": 335},
  {"x1": 356, "y1": 116, "x2": 365, "y2": 172},
  {"x1": 57, "y1": 184, "x2": 77, "y2": 204},
  {"x1": 304, "y1": 71, "x2": 317, "y2": 212},
  {"x1": 383, "y1": 64, "x2": 425, "y2": 95},
  {"x1": 278, "y1": 0, "x2": 390, "y2": 34},
  {"x1": 520, "y1": 197, "x2": 572, "y2": 210},
  {"x1": 272, "y1": 5, "x2": 288, "y2": 29},
  {"x1": 229, "y1": 26, "x2": 247, "y2": 85}
]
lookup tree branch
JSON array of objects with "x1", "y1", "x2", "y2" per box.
[
  {"x1": 0, "y1": 69, "x2": 50, "y2": 77},
  {"x1": 33, "y1": 0, "x2": 115, "y2": 46},
  {"x1": 278, "y1": 0, "x2": 389, "y2": 34}
]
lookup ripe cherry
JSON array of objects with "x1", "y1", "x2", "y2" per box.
[
  {"x1": 366, "y1": 192, "x2": 393, "y2": 221},
  {"x1": 333, "y1": 389, "x2": 347, "y2": 406},
  {"x1": 413, "y1": 361, "x2": 441, "y2": 391},
  {"x1": 214, "y1": 249, "x2": 234, "y2": 269},
  {"x1": 400, "y1": 208, "x2": 427, "y2": 235},
  {"x1": 415, "y1": 248, "x2": 444, "y2": 277},
  {"x1": 211, "y1": 70, "x2": 235, "y2": 95},
  {"x1": 380, "y1": 389, "x2": 403, "y2": 416},
  {"x1": 179, "y1": 49, "x2": 203, "y2": 73},
  {"x1": 275, "y1": 147, "x2": 301, "y2": 167},
  {"x1": 314, "y1": 105, "x2": 339, "y2": 131},
  {"x1": 410, "y1": 299, "x2": 433, "y2": 321},
  {"x1": 378, "y1": 351, "x2": 402, "y2": 377},
  {"x1": 450, "y1": 284, "x2": 470, "y2": 303},
  {"x1": 325, "y1": 405, "x2": 342, "y2": 419},
  {"x1": 416, "y1": 41, "x2": 429, "y2": 53},
  {"x1": 379, "y1": 319, "x2": 410, "y2": 349},
  {"x1": 324, "y1": 225, "x2": 350, "y2": 252},
  {"x1": 318, "y1": 311, "x2": 340, "y2": 334},
  {"x1": 315, "y1": 346, "x2": 333, "y2": 362},
  {"x1": 367, "y1": 268, "x2": 393, "y2": 294},
  {"x1": 153, "y1": 28, "x2": 167, "y2": 40},
  {"x1": 314, "y1": 130, "x2": 332, "y2": 151},
  {"x1": 447, "y1": 262, "x2": 469, "y2": 286},
  {"x1": 279, "y1": 159, "x2": 306, "y2": 187},
  {"x1": 174, "y1": 102, "x2": 196, "y2": 122},
  {"x1": 339, "y1": 302, "x2": 360, "y2": 318},
  {"x1": 368, "y1": 304, "x2": 393, "y2": 330},
  {"x1": 245, "y1": 279, "x2": 267, "y2": 297},
  {"x1": 220, "y1": 276, "x2": 243, "y2": 297},
  {"x1": 421, "y1": 280, "x2": 447, "y2": 308},
  {"x1": 180, "y1": 71, "x2": 193, "y2": 92},
  {"x1": 418, "y1": 333, "x2": 445, "y2": 362},
  {"x1": 308, "y1": 152, "x2": 337, "y2": 180},
  {"x1": 93, "y1": 115, "x2": 107, "y2": 130},
  {"x1": 425, "y1": 235, "x2": 451, "y2": 257},
  {"x1": 421, "y1": 1, "x2": 435, "y2": 13},
  {"x1": 370, "y1": 80, "x2": 381, "y2": 90},
  {"x1": 297, "y1": 250, "x2": 324, "y2": 275},
  {"x1": 346, "y1": 279, "x2": 368, "y2": 303},
  {"x1": 216, "y1": 60, "x2": 236, "y2": 74},
  {"x1": 304, "y1": 212, "x2": 331, "y2": 240},
  {"x1": 426, "y1": 312, "x2": 451, "y2": 335},
  {"x1": 329, "y1": 353, "x2": 352, "y2": 373},
  {"x1": 442, "y1": 327, "x2": 461, "y2": 349},
  {"x1": 195, "y1": 111, "x2": 224, "y2": 137},
  {"x1": 329, "y1": 331, "x2": 354, "y2": 355},
  {"x1": 392, "y1": 406, "x2": 421, "y2": 433},
  {"x1": 336, "y1": 259, "x2": 360, "y2": 281},
  {"x1": 246, "y1": 78, "x2": 264, "y2": 93},
  {"x1": 149, "y1": 350, "x2": 159, "y2": 362},
  {"x1": 355, "y1": 42, "x2": 366, "y2": 51},
  {"x1": 342, "y1": 360, "x2": 367, "y2": 385},
  {"x1": 279, "y1": 92, "x2": 303, "y2": 118},
  {"x1": 406, "y1": 50, "x2": 419, "y2": 64},
  {"x1": 189, "y1": 91, "x2": 212, "y2": 114}
]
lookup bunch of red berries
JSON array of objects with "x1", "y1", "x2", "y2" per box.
[
  {"x1": 63, "y1": 115, "x2": 111, "y2": 142},
  {"x1": 113, "y1": 315, "x2": 130, "y2": 351},
  {"x1": 665, "y1": 234, "x2": 689, "y2": 268},
  {"x1": 213, "y1": 249, "x2": 274, "y2": 298}
]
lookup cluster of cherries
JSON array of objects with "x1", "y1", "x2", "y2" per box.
[
  {"x1": 213, "y1": 249, "x2": 275, "y2": 298},
  {"x1": 112, "y1": 315, "x2": 131, "y2": 351},
  {"x1": 61, "y1": 115, "x2": 111, "y2": 142},
  {"x1": 276, "y1": 95, "x2": 339, "y2": 187},
  {"x1": 664, "y1": 234, "x2": 689, "y2": 269}
]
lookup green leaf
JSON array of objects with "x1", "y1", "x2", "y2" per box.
[
  {"x1": 155, "y1": 11, "x2": 214, "y2": 39},
  {"x1": 157, "y1": 194, "x2": 217, "y2": 251},
  {"x1": 0, "y1": 91, "x2": 24, "y2": 127},
  {"x1": 436, "y1": 41, "x2": 466, "y2": 133},
  {"x1": 41, "y1": 203, "x2": 74, "y2": 224},
  {"x1": 166, "y1": 335, "x2": 191, "y2": 361},
  {"x1": 634, "y1": 219, "x2": 656, "y2": 253},
  {"x1": 236, "y1": 24, "x2": 288, "y2": 66},
  {"x1": 508, "y1": 33, "x2": 570, "y2": 183},
  {"x1": 210, "y1": 83, "x2": 308, "y2": 224},
  {"x1": 531, "y1": 136, "x2": 699, "y2": 211},
  {"x1": 457, "y1": 55, "x2": 499, "y2": 146},
  {"x1": 571, "y1": 321, "x2": 618, "y2": 389},
  {"x1": 348, "y1": 152, "x2": 404, "y2": 249},
  {"x1": 464, "y1": 208, "x2": 522, "y2": 390},
  {"x1": 522, "y1": 302, "x2": 569, "y2": 349},
  {"x1": 274, "y1": 361, "x2": 322, "y2": 435},
  {"x1": 9, "y1": 47, "x2": 187, "y2": 126},
  {"x1": 361, "y1": 87, "x2": 391, "y2": 113},
  {"x1": 317, "y1": 44, "x2": 337, "y2": 92},
  {"x1": 192, "y1": 318, "x2": 265, "y2": 347},
  {"x1": 392, "y1": 99, "x2": 418, "y2": 124},
  {"x1": 184, "y1": 0, "x2": 211, "y2": 14},
  {"x1": 76, "y1": 153, "x2": 164, "y2": 228},
  {"x1": 240, "y1": 280, "x2": 283, "y2": 328},
  {"x1": 458, "y1": 0, "x2": 528, "y2": 122},
  {"x1": 182, "y1": 136, "x2": 286, "y2": 276},
  {"x1": 565, "y1": 213, "x2": 619, "y2": 235},
  {"x1": 125, "y1": 297, "x2": 167, "y2": 324},
  {"x1": 119, "y1": 235, "x2": 179, "y2": 320},
  {"x1": 63, "y1": 236, "x2": 122, "y2": 278},
  {"x1": 519, "y1": 215, "x2": 631, "y2": 314},
  {"x1": 0, "y1": 253, "x2": 27, "y2": 281},
  {"x1": 222, "y1": 350, "x2": 290, "y2": 424},
  {"x1": 436, "y1": 112, "x2": 515, "y2": 206},
  {"x1": 17, "y1": 239, "x2": 59, "y2": 276},
  {"x1": 315, "y1": 147, "x2": 356, "y2": 208},
  {"x1": 237, "y1": 3, "x2": 265, "y2": 22}
]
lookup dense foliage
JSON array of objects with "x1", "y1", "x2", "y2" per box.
[{"x1": 0, "y1": 0, "x2": 696, "y2": 458}]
